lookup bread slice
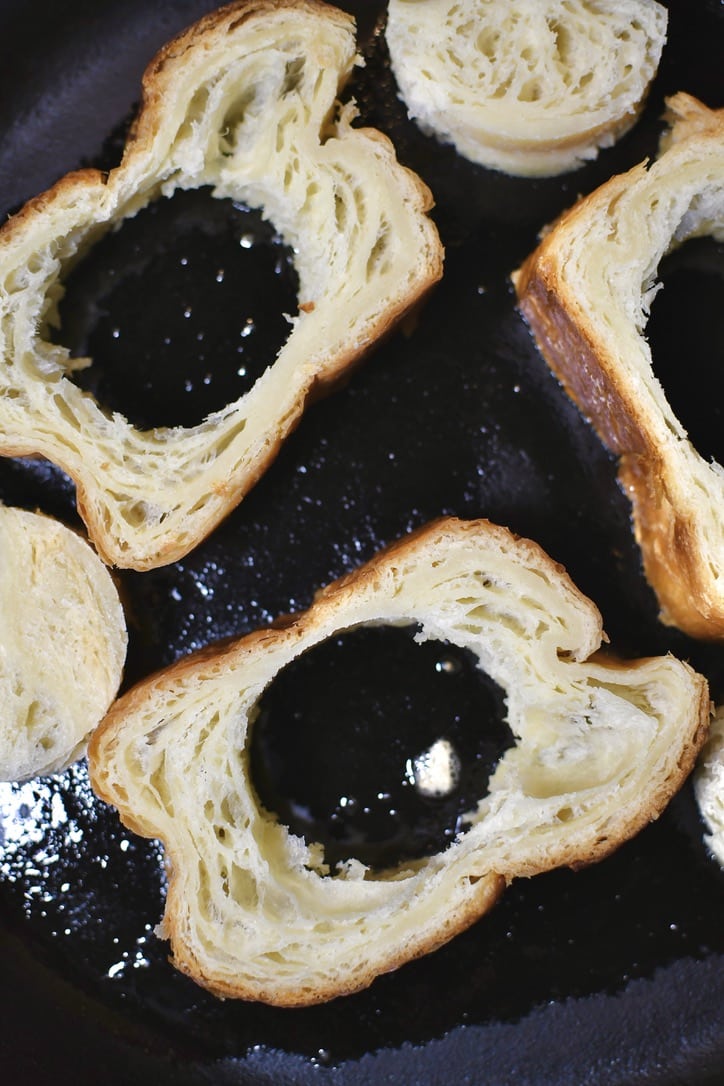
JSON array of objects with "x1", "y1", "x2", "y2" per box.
[
  {"x1": 385, "y1": 0, "x2": 667, "y2": 177},
  {"x1": 88, "y1": 516, "x2": 709, "y2": 1006},
  {"x1": 513, "y1": 94, "x2": 724, "y2": 638},
  {"x1": 0, "y1": 503, "x2": 126, "y2": 782},
  {"x1": 694, "y1": 705, "x2": 724, "y2": 868},
  {"x1": 0, "y1": 0, "x2": 443, "y2": 571}
]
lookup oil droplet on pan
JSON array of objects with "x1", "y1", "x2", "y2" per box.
[{"x1": 406, "y1": 737, "x2": 461, "y2": 798}]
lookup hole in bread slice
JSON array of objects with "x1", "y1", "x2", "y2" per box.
[
  {"x1": 54, "y1": 188, "x2": 299, "y2": 431},
  {"x1": 250, "y1": 624, "x2": 512, "y2": 872}
]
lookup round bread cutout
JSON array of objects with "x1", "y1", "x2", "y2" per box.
[{"x1": 386, "y1": 0, "x2": 667, "y2": 176}]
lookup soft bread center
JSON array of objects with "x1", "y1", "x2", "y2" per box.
[
  {"x1": 646, "y1": 236, "x2": 724, "y2": 465},
  {"x1": 249, "y1": 624, "x2": 513, "y2": 872},
  {"x1": 54, "y1": 187, "x2": 299, "y2": 430}
]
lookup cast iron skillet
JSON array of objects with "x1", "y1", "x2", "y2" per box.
[{"x1": 0, "y1": 1, "x2": 723, "y2": 1082}]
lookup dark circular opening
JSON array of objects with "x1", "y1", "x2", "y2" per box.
[
  {"x1": 249, "y1": 624, "x2": 513, "y2": 872},
  {"x1": 54, "y1": 186, "x2": 299, "y2": 430},
  {"x1": 646, "y1": 236, "x2": 724, "y2": 465}
]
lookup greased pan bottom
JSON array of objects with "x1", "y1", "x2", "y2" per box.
[{"x1": 0, "y1": 1, "x2": 723, "y2": 1083}]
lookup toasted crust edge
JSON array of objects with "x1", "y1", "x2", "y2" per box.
[{"x1": 513, "y1": 95, "x2": 724, "y2": 638}]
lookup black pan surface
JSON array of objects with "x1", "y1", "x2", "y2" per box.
[{"x1": 0, "y1": 1, "x2": 723, "y2": 1083}]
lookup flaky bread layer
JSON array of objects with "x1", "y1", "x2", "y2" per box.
[{"x1": 89, "y1": 517, "x2": 709, "y2": 1005}]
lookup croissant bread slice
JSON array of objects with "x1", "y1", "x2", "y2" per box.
[
  {"x1": 88, "y1": 517, "x2": 709, "y2": 1006},
  {"x1": 694, "y1": 706, "x2": 724, "y2": 869},
  {"x1": 0, "y1": 0, "x2": 442, "y2": 571},
  {"x1": 385, "y1": 0, "x2": 667, "y2": 177},
  {"x1": 514, "y1": 93, "x2": 724, "y2": 638},
  {"x1": 0, "y1": 503, "x2": 126, "y2": 782}
]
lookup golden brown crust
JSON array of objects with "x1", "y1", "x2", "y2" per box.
[
  {"x1": 128, "y1": 1, "x2": 355, "y2": 151},
  {"x1": 165, "y1": 869, "x2": 506, "y2": 1006},
  {"x1": 513, "y1": 95, "x2": 724, "y2": 638}
]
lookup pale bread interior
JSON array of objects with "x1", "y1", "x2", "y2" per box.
[
  {"x1": 695, "y1": 706, "x2": 724, "y2": 869},
  {"x1": 0, "y1": 0, "x2": 442, "y2": 570},
  {"x1": 0, "y1": 503, "x2": 126, "y2": 782}
]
